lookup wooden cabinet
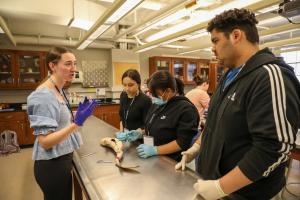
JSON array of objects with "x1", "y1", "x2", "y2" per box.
[
  {"x1": 149, "y1": 56, "x2": 172, "y2": 76},
  {"x1": 149, "y1": 56, "x2": 210, "y2": 85},
  {"x1": 0, "y1": 50, "x2": 47, "y2": 89},
  {"x1": 0, "y1": 112, "x2": 26, "y2": 145},
  {"x1": 0, "y1": 111, "x2": 35, "y2": 146},
  {"x1": 93, "y1": 105, "x2": 120, "y2": 129}
]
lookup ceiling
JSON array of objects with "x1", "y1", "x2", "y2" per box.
[{"x1": 0, "y1": 0, "x2": 299, "y2": 58}]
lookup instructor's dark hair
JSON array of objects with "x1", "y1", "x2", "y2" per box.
[
  {"x1": 207, "y1": 8, "x2": 259, "y2": 44},
  {"x1": 148, "y1": 71, "x2": 177, "y2": 97},
  {"x1": 122, "y1": 69, "x2": 141, "y2": 91}
]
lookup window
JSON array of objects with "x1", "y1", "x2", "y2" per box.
[{"x1": 281, "y1": 51, "x2": 300, "y2": 82}]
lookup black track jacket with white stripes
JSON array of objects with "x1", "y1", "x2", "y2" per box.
[{"x1": 197, "y1": 48, "x2": 300, "y2": 199}]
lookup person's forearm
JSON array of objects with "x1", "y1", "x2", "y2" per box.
[
  {"x1": 194, "y1": 132, "x2": 203, "y2": 145},
  {"x1": 219, "y1": 166, "x2": 253, "y2": 194},
  {"x1": 38, "y1": 123, "x2": 79, "y2": 149},
  {"x1": 157, "y1": 140, "x2": 181, "y2": 155}
]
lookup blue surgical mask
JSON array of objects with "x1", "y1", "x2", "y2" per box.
[{"x1": 152, "y1": 97, "x2": 166, "y2": 106}]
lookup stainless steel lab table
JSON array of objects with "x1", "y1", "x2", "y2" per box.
[{"x1": 72, "y1": 116, "x2": 203, "y2": 200}]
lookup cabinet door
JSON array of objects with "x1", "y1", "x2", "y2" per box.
[
  {"x1": 172, "y1": 58, "x2": 185, "y2": 81},
  {"x1": 149, "y1": 57, "x2": 171, "y2": 76},
  {"x1": 0, "y1": 121, "x2": 25, "y2": 145},
  {"x1": 15, "y1": 51, "x2": 46, "y2": 89},
  {"x1": 186, "y1": 60, "x2": 198, "y2": 84},
  {"x1": 0, "y1": 51, "x2": 16, "y2": 88},
  {"x1": 105, "y1": 111, "x2": 120, "y2": 129}
]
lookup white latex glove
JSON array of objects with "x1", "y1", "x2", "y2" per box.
[
  {"x1": 193, "y1": 179, "x2": 227, "y2": 200},
  {"x1": 175, "y1": 143, "x2": 200, "y2": 170}
]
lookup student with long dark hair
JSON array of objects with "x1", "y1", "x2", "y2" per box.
[
  {"x1": 116, "y1": 69, "x2": 152, "y2": 142},
  {"x1": 27, "y1": 46, "x2": 96, "y2": 200},
  {"x1": 136, "y1": 71, "x2": 199, "y2": 162}
]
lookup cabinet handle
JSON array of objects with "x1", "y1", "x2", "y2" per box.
[
  {"x1": 12, "y1": 78, "x2": 14, "y2": 84},
  {"x1": 5, "y1": 115, "x2": 13, "y2": 119},
  {"x1": 18, "y1": 78, "x2": 20, "y2": 84}
]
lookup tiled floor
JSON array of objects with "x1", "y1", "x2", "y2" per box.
[{"x1": 0, "y1": 148, "x2": 299, "y2": 200}]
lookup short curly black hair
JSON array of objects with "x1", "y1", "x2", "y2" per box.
[{"x1": 207, "y1": 8, "x2": 259, "y2": 44}]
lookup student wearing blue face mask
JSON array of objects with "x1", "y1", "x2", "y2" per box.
[{"x1": 136, "y1": 71, "x2": 199, "y2": 162}]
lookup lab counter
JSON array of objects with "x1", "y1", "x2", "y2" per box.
[{"x1": 73, "y1": 116, "x2": 203, "y2": 200}]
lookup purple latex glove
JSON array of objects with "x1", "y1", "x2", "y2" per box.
[{"x1": 74, "y1": 100, "x2": 97, "y2": 126}]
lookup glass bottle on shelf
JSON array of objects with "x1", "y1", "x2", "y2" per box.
[{"x1": 0, "y1": 53, "x2": 13, "y2": 85}]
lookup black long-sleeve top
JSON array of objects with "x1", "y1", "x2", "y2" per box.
[{"x1": 119, "y1": 91, "x2": 152, "y2": 131}]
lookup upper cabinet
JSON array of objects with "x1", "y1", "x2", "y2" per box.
[
  {"x1": 149, "y1": 56, "x2": 211, "y2": 84},
  {"x1": 149, "y1": 56, "x2": 172, "y2": 75},
  {"x1": 0, "y1": 50, "x2": 46, "y2": 89}
]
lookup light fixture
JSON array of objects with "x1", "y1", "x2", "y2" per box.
[
  {"x1": 140, "y1": 1, "x2": 164, "y2": 11},
  {"x1": 135, "y1": 0, "x2": 278, "y2": 53},
  {"x1": 69, "y1": 18, "x2": 94, "y2": 30},
  {"x1": 144, "y1": 0, "x2": 262, "y2": 43},
  {"x1": 77, "y1": 0, "x2": 144, "y2": 50},
  {"x1": 256, "y1": 4, "x2": 278, "y2": 14},
  {"x1": 258, "y1": 16, "x2": 285, "y2": 26},
  {"x1": 260, "y1": 28, "x2": 298, "y2": 39},
  {"x1": 97, "y1": 0, "x2": 164, "y2": 10},
  {"x1": 135, "y1": 45, "x2": 159, "y2": 53},
  {"x1": 134, "y1": 9, "x2": 189, "y2": 37},
  {"x1": 162, "y1": 44, "x2": 189, "y2": 49}
]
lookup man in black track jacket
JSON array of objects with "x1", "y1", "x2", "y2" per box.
[{"x1": 175, "y1": 8, "x2": 300, "y2": 199}]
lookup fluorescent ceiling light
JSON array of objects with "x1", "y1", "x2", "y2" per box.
[
  {"x1": 280, "y1": 46, "x2": 300, "y2": 51},
  {"x1": 140, "y1": 1, "x2": 164, "y2": 10},
  {"x1": 77, "y1": 0, "x2": 144, "y2": 50},
  {"x1": 258, "y1": 16, "x2": 285, "y2": 26},
  {"x1": 162, "y1": 44, "x2": 189, "y2": 49},
  {"x1": 145, "y1": 0, "x2": 262, "y2": 43},
  {"x1": 0, "y1": 27, "x2": 4, "y2": 34},
  {"x1": 69, "y1": 18, "x2": 94, "y2": 30},
  {"x1": 135, "y1": 45, "x2": 159, "y2": 53},
  {"x1": 78, "y1": 39, "x2": 94, "y2": 50},
  {"x1": 88, "y1": 24, "x2": 111, "y2": 40},
  {"x1": 135, "y1": 9, "x2": 189, "y2": 36},
  {"x1": 195, "y1": 0, "x2": 221, "y2": 8},
  {"x1": 260, "y1": 28, "x2": 298, "y2": 39},
  {"x1": 98, "y1": 0, "x2": 163, "y2": 10},
  {"x1": 106, "y1": 0, "x2": 143, "y2": 24},
  {"x1": 187, "y1": 30, "x2": 209, "y2": 40},
  {"x1": 256, "y1": 5, "x2": 278, "y2": 14}
]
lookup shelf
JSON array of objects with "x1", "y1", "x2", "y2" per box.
[{"x1": 0, "y1": 72, "x2": 12, "y2": 74}]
